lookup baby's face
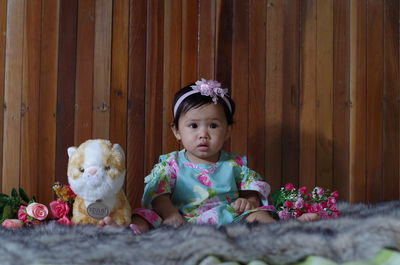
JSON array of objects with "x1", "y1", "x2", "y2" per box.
[{"x1": 172, "y1": 103, "x2": 231, "y2": 164}]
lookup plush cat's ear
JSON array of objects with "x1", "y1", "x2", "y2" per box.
[
  {"x1": 67, "y1": 147, "x2": 77, "y2": 158},
  {"x1": 112, "y1": 144, "x2": 125, "y2": 160}
]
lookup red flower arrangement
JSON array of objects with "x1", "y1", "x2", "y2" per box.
[
  {"x1": 49, "y1": 182, "x2": 75, "y2": 225},
  {"x1": 272, "y1": 183, "x2": 340, "y2": 220}
]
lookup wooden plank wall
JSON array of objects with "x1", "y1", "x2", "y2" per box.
[{"x1": 0, "y1": 0, "x2": 398, "y2": 207}]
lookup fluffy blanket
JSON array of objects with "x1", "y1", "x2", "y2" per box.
[{"x1": 1, "y1": 201, "x2": 400, "y2": 265}]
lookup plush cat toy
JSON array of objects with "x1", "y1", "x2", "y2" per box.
[{"x1": 67, "y1": 139, "x2": 132, "y2": 226}]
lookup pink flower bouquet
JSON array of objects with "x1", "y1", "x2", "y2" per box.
[
  {"x1": 49, "y1": 182, "x2": 75, "y2": 225},
  {"x1": 1, "y1": 182, "x2": 76, "y2": 228},
  {"x1": 272, "y1": 183, "x2": 340, "y2": 220}
]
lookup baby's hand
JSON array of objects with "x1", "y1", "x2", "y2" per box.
[
  {"x1": 98, "y1": 216, "x2": 117, "y2": 227},
  {"x1": 230, "y1": 198, "x2": 256, "y2": 213},
  {"x1": 297, "y1": 213, "x2": 320, "y2": 222},
  {"x1": 162, "y1": 212, "x2": 185, "y2": 227}
]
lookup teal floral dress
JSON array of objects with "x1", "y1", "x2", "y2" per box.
[{"x1": 137, "y1": 150, "x2": 274, "y2": 227}]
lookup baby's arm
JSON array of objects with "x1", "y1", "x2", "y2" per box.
[
  {"x1": 152, "y1": 194, "x2": 184, "y2": 227},
  {"x1": 230, "y1": 190, "x2": 261, "y2": 213}
]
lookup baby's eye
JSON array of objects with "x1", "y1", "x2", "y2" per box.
[
  {"x1": 189, "y1": 123, "x2": 198, "y2": 129},
  {"x1": 79, "y1": 167, "x2": 84, "y2": 173},
  {"x1": 210, "y1": 123, "x2": 218, "y2": 129},
  {"x1": 104, "y1": 166, "x2": 110, "y2": 171}
]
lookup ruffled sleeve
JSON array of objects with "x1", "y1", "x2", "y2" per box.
[
  {"x1": 235, "y1": 157, "x2": 271, "y2": 206},
  {"x1": 142, "y1": 153, "x2": 179, "y2": 208}
]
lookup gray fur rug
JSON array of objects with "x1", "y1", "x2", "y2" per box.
[{"x1": 1, "y1": 201, "x2": 400, "y2": 265}]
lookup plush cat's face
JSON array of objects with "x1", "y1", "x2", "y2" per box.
[{"x1": 67, "y1": 139, "x2": 126, "y2": 202}]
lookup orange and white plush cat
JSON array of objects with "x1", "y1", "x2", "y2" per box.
[{"x1": 67, "y1": 139, "x2": 132, "y2": 226}]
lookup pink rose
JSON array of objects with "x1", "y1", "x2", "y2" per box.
[
  {"x1": 278, "y1": 209, "x2": 291, "y2": 220},
  {"x1": 331, "y1": 190, "x2": 339, "y2": 198},
  {"x1": 327, "y1": 196, "x2": 336, "y2": 205},
  {"x1": 283, "y1": 200, "x2": 293, "y2": 209},
  {"x1": 293, "y1": 209, "x2": 303, "y2": 217},
  {"x1": 2, "y1": 219, "x2": 24, "y2": 228},
  {"x1": 311, "y1": 203, "x2": 323, "y2": 213},
  {"x1": 304, "y1": 203, "x2": 312, "y2": 211},
  {"x1": 284, "y1": 183, "x2": 294, "y2": 191},
  {"x1": 329, "y1": 205, "x2": 337, "y2": 212},
  {"x1": 50, "y1": 200, "x2": 70, "y2": 219},
  {"x1": 298, "y1": 186, "x2": 307, "y2": 195},
  {"x1": 315, "y1": 187, "x2": 325, "y2": 196},
  {"x1": 26, "y1": 202, "x2": 48, "y2": 221},
  {"x1": 18, "y1": 205, "x2": 28, "y2": 224},
  {"x1": 294, "y1": 197, "x2": 304, "y2": 208},
  {"x1": 56, "y1": 216, "x2": 73, "y2": 225},
  {"x1": 330, "y1": 210, "x2": 340, "y2": 218}
]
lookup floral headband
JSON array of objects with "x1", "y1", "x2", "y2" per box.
[{"x1": 173, "y1": 78, "x2": 232, "y2": 117}]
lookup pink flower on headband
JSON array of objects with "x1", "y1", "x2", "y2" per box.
[
  {"x1": 191, "y1": 78, "x2": 229, "y2": 104},
  {"x1": 173, "y1": 78, "x2": 232, "y2": 117}
]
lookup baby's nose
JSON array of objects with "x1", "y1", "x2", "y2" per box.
[{"x1": 199, "y1": 128, "x2": 209, "y2": 138}]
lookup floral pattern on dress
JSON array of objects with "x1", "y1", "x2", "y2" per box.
[
  {"x1": 142, "y1": 155, "x2": 179, "y2": 208},
  {"x1": 185, "y1": 162, "x2": 216, "y2": 187}
]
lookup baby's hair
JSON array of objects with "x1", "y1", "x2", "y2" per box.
[{"x1": 172, "y1": 82, "x2": 235, "y2": 129}]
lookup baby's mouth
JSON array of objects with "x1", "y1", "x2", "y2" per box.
[{"x1": 197, "y1": 143, "x2": 209, "y2": 151}]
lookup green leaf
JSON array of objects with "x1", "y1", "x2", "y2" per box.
[
  {"x1": 0, "y1": 193, "x2": 9, "y2": 198},
  {"x1": 272, "y1": 189, "x2": 283, "y2": 208},
  {"x1": 2, "y1": 205, "x2": 14, "y2": 220},
  {"x1": 11, "y1": 188, "x2": 18, "y2": 197},
  {"x1": 0, "y1": 196, "x2": 9, "y2": 204},
  {"x1": 18, "y1": 188, "x2": 30, "y2": 203}
]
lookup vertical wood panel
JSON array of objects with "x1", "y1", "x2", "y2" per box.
[
  {"x1": 299, "y1": 0, "x2": 317, "y2": 188},
  {"x1": 127, "y1": 0, "x2": 147, "y2": 208},
  {"x1": 37, "y1": 0, "x2": 59, "y2": 204},
  {"x1": 333, "y1": 0, "x2": 350, "y2": 200},
  {"x1": 0, "y1": 0, "x2": 7, "y2": 187},
  {"x1": 216, "y1": 0, "x2": 232, "y2": 152},
  {"x1": 144, "y1": 0, "x2": 164, "y2": 174},
  {"x1": 181, "y1": 0, "x2": 198, "y2": 85},
  {"x1": 281, "y1": 0, "x2": 300, "y2": 186},
  {"x1": 21, "y1": 0, "x2": 41, "y2": 197},
  {"x1": 316, "y1": 0, "x2": 334, "y2": 190},
  {"x1": 55, "y1": 0, "x2": 77, "y2": 185},
  {"x1": 366, "y1": 0, "x2": 384, "y2": 202},
  {"x1": 382, "y1": 0, "x2": 399, "y2": 201},
  {"x1": 350, "y1": 0, "x2": 367, "y2": 202},
  {"x1": 0, "y1": 1, "x2": 398, "y2": 206},
  {"x1": 110, "y1": 0, "x2": 129, "y2": 149},
  {"x1": 198, "y1": 0, "x2": 216, "y2": 79},
  {"x1": 231, "y1": 0, "x2": 249, "y2": 156},
  {"x1": 2, "y1": 0, "x2": 25, "y2": 194},
  {"x1": 163, "y1": 0, "x2": 181, "y2": 154},
  {"x1": 248, "y1": 0, "x2": 266, "y2": 178},
  {"x1": 92, "y1": 0, "x2": 112, "y2": 139},
  {"x1": 215, "y1": 0, "x2": 232, "y2": 96},
  {"x1": 265, "y1": 0, "x2": 284, "y2": 191},
  {"x1": 74, "y1": 0, "x2": 95, "y2": 144}
]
